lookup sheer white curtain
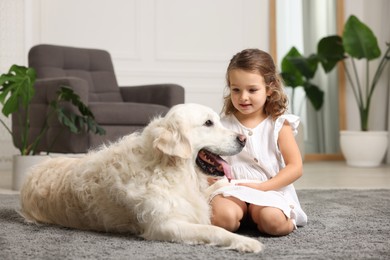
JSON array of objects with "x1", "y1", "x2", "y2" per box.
[
  {"x1": 302, "y1": 0, "x2": 339, "y2": 154},
  {"x1": 276, "y1": 0, "x2": 307, "y2": 141}
]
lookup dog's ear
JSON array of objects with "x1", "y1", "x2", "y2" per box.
[{"x1": 153, "y1": 123, "x2": 192, "y2": 159}]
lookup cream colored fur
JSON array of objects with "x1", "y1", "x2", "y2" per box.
[{"x1": 20, "y1": 103, "x2": 263, "y2": 253}]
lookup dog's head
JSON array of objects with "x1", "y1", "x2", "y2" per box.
[{"x1": 151, "y1": 103, "x2": 246, "y2": 179}]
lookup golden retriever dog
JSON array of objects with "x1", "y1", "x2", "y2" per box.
[{"x1": 20, "y1": 103, "x2": 263, "y2": 253}]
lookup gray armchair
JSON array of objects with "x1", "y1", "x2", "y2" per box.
[{"x1": 12, "y1": 44, "x2": 185, "y2": 153}]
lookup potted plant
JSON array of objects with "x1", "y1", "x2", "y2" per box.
[
  {"x1": 318, "y1": 16, "x2": 390, "y2": 131},
  {"x1": 316, "y1": 15, "x2": 390, "y2": 167},
  {"x1": 0, "y1": 65, "x2": 105, "y2": 189},
  {"x1": 281, "y1": 15, "x2": 389, "y2": 166}
]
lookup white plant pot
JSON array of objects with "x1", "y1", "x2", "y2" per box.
[
  {"x1": 12, "y1": 155, "x2": 49, "y2": 191},
  {"x1": 340, "y1": 131, "x2": 388, "y2": 167}
]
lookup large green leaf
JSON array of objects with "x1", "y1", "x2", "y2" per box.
[
  {"x1": 2, "y1": 92, "x2": 19, "y2": 117},
  {"x1": 54, "y1": 86, "x2": 106, "y2": 135},
  {"x1": 343, "y1": 15, "x2": 381, "y2": 60},
  {"x1": 317, "y1": 35, "x2": 345, "y2": 72},
  {"x1": 56, "y1": 108, "x2": 79, "y2": 133},
  {"x1": 0, "y1": 65, "x2": 36, "y2": 117},
  {"x1": 288, "y1": 54, "x2": 319, "y2": 80},
  {"x1": 303, "y1": 82, "x2": 324, "y2": 111},
  {"x1": 281, "y1": 47, "x2": 305, "y2": 88},
  {"x1": 57, "y1": 87, "x2": 94, "y2": 117}
]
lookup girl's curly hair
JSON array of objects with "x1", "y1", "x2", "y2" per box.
[{"x1": 222, "y1": 48, "x2": 288, "y2": 120}]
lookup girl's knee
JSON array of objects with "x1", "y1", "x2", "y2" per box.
[
  {"x1": 211, "y1": 208, "x2": 241, "y2": 232},
  {"x1": 250, "y1": 206, "x2": 294, "y2": 236},
  {"x1": 211, "y1": 197, "x2": 246, "y2": 232},
  {"x1": 262, "y1": 217, "x2": 294, "y2": 236}
]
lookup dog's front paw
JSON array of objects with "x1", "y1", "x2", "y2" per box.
[
  {"x1": 229, "y1": 236, "x2": 264, "y2": 253},
  {"x1": 204, "y1": 179, "x2": 231, "y2": 197}
]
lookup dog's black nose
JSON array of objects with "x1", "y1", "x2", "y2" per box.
[{"x1": 237, "y1": 134, "x2": 246, "y2": 147}]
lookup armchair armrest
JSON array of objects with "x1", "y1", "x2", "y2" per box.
[
  {"x1": 32, "y1": 77, "x2": 89, "y2": 104},
  {"x1": 119, "y1": 84, "x2": 185, "y2": 108}
]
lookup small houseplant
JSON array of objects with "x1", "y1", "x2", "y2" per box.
[
  {"x1": 1, "y1": 65, "x2": 105, "y2": 189},
  {"x1": 0, "y1": 65, "x2": 105, "y2": 156},
  {"x1": 317, "y1": 15, "x2": 389, "y2": 166}
]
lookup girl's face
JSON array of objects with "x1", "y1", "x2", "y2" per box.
[{"x1": 228, "y1": 69, "x2": 270, "y2": 118}]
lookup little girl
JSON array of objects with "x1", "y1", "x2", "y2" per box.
[{"x1": 209, "y1": 48, "x2": 307, "y2": 236}]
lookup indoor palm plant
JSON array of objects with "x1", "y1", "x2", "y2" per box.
[
  {"x1": 0, "y1": 65, "x2": 105, "y2": 189},
  {"x1": 317, "y1": 15, "x2": 390, "y2": 166}
]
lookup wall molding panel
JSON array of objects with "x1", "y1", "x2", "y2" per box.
[
  {"x1": 39, "y1": 0, "x2": 141, "y2": 61},
  {"x1": 0, "y1": 0, "x2": 26, "y2": 170},
  {"x1": 31, "y1": 0, "x2": 268, "y2": 114},
  {"x1": 154, "y1": 0, "x2": 245, "y2": 62}
]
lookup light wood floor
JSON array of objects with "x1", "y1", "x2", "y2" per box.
[
  {"x1": 1, "y1": 161, "x2": 389, "y2": 194},
  {"x1": 295, "y1": 161, "x2": 390, "y2": 189}
]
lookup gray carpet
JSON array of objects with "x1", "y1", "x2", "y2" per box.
[{"x1": 1, "y1": 189, "x2": 389, "y2": 260}]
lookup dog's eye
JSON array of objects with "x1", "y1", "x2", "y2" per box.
[{"x1": 204, "y1": 120, "x2": 214, "y2": 127}]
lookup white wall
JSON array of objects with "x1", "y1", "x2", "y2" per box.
[
  {"x1": 0, "y1": 0, "x2": 25, "y2": 169},
  {"x1": 27, "y1": 0, "x2": 270, "y2": 114},
  {"x1": 0, "y1": 0, "x2": 270, "y2": 169},
  {"x1": 1, "y1": 0, "x2": 389, "y2": 169}
]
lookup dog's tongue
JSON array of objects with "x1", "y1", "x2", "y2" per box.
[{"x1": 214, "y1": 157, "x2": 233, "y2": 182}]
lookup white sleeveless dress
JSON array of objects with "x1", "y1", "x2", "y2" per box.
[{"x1": 211, "y1": 114, "x2": 307, "y2": 227}]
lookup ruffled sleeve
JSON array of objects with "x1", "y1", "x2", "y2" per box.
[
  {"x1": 274, "y1": 114, "x2": 300, "y2": 137},
  {"x1": 273, "y1": 114, "x2": 300, "y2": 164}
]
